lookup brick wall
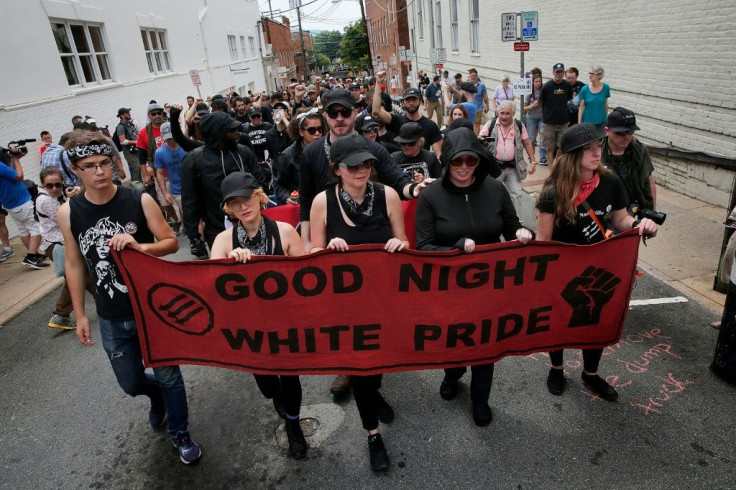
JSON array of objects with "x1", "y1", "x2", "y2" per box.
[{"x1": 409, "y1": 0, "x2": 736, "y2": 206}]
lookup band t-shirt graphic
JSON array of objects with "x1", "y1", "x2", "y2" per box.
[
  {"x1": 69, "y1": 188, "x2": 153, "y2": 319},
  {"x1": 536, "y1": 172, "x2": 628, "y2": 245}
]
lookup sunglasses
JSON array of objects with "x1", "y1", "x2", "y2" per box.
[
  {"x1": 614, "y1": 130, "x2": 635, "y2": 136},
  {"x1": 251, "y1": 114, "x2": 262, "y2": 119},
  {"x1": 338, "y1": 161, "x2": 373, "y2": 172},
  {"x1": 44, "y1": 182, "x2": 64, "y2": 189},
  {"x1": 325, "y1": 107, "x2": 353, "y2": 119},
  {"x1": 450, "y1": 156, "x2": 479, "y2": 168},
  {"x1": 400, "y1": 141, "x2": 418, "y2": 147},
  {"x1": 149, "y1": 111, "x2": 164, "y2": 116},
  {"x1": 302, "y1": 126, "x2": 323, "y2": 135}
]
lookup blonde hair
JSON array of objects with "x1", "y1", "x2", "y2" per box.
[{"x1": 222, "y1": 188, "x2": 269, "y2": 215}]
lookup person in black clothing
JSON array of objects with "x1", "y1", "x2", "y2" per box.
[
  {"x1": 274, "y1": 108, "x2": 325, "y2": 205},
  {"x1": 240, "y1": 107, "x2": 273, "y2": 163},
  {"x1": 356, "y1": 114, "x2": 400, "y2": 154},
  {"x1": 180, "y1": 112, "x2": 269, "y2": 257},
  {"x1": 536, "y1": 123, "x2": 658, "y2": 401},
  {"x1": 233, "y1": 96, "x2": 252, "y2": 124},
  {"x1": 415, "y1": 127, "x2": 532, "y2": 427},
  {"x1": 265, "y1": 101, "x2": 292, "y2": 166},
  {"x1": 210, "y1": 172, "x2": 307, "y2": 459},
  {"x1": 309, "y1": 134, "x2": 409, "y2": 472},
  {"x1": 372, "y1": 71, "x2": 443, "y2": 155},
  {"x1": 391, "y1": 122, "x2": 443, "y2": 182},
  {"x1": 169, "y1": 104, "x2": 252, "y2": 152},
  {"x1": 538, "y1": 63, "x2": 574, "y2": 164}
]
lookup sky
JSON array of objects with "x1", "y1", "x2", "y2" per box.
[{"x1": 259, "y1": 0, "x2": 362, "y2": 33}]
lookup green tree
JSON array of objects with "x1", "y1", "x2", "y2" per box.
[
  {"x1": 339, "y1": 21, "x2": 370, "y2": 70},
  {"x1": 312, "y1": 30, "x2": 342, "y2": 62},
  {"x1": 314, "y1": 53, "x2": 331, "y2": 71}
]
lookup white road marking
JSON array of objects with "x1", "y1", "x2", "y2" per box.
[{"x1": 629, "y1": 296, "x2": 689, "y2": 306}]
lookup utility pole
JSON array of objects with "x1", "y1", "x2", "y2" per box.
[
  {"x1": 296, "y1": 2, "x2": 309, "y2": 82},
  {"x1": 357, "y1": 0, "x2": 372, "y2": 70}
]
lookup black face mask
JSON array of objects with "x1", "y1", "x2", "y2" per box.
[{"x1": 219, "y1": 133, "x2": 238, "y2": 150}]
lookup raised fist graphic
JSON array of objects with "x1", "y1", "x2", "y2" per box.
[{"x1": 561, "y1": 266, "x2": 620, "y2": 328}]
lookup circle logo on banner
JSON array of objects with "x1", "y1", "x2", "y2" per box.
[{"x1": 147, "y1": 283, "x2": 215, "y2": 335}]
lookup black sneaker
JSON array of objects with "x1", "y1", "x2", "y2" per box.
[
  {"x1": 547, "y1": 368, "x2": 566, "y2": 396},
  {"x1": 581, "y1": 373, "x2": 618, "y2": 402},
  {"x1": 472, "y1": 402, "x2": 493, "y2": 427},
  {"x1": 21, "y1": 255, "x2": 49, "y2": 269},
  {"x1": 367, "y1": 433, "x2": 389, "y2": 472},
  {"x1": 189, "y1": 237, "x2": 208, "y2": 259},
  {"x1": 376, "y1": 392, "x2": 394, "y2": 424},
  {"x1": 285, "y1": 418, "x2": 307, "y2": 460},
  {"x1": 171, "y1": 432, "x2": 202, "y2": 464},
  {"x1": 439, "y1": 377, "x2": 458, "y2": 400}
]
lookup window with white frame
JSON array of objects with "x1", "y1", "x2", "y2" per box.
[
  {"x1": 51, "y1": 20, "x2": 112, "y2": 86},
  {"x1": 240, "y1": 36, "x2": 247, "y2": 60},
  {"x1": 417, "y1": 0, "x2": 424, "y2": 39},
  {"x1": 248, "y1": 36, "x2": 256, "y2": 58},
  {"x1": 435, "y1": 0, "x2": 443, "y2": 47},
  {"x1": 469, "y1": 0, "x2": 479, "y2": 53},
  {"x1": 140, "y1": 28, "x2": 171, "y2": 74},
  {"x1": 450, "y1": 0, "x2": 459, "y2": 51},
  {"x1": 228, "y1": 35, "x2": 238, "y2": 62}
]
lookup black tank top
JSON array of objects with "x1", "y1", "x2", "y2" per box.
[
  {"x1": 325, "y1": 183, "x2": 393, "y2": 245},
  {"x1": 230, "y1": 215, "x2": 284, "y2": 255},
  {"x1": 69, "y1": 187, "x2": 153, "y2": 320}
]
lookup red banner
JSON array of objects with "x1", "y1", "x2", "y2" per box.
[{"x1": 113, "y1": 231, "x2": 641, "y2": 376}]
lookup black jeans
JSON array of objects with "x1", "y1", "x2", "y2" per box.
[
  {"x1": 549, "y1": 349, "x2": 604, "y2": 373},
  {"x1": 443, "y1": 363, "x2": 494, "y2": 405},
  {"x1": 253, "y1": 374, "x2": 302, "y2": 417},
  {"x1": 712, "y1": 281, "x2": 736, "y2": 383},
  {"x1": 352, "y1": 374, "x2": 383, "y2": 431}
]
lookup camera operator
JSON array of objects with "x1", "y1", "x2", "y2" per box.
[
  {"x1": 602, "y1": 107, "x2": 660, "y2": 223},
  {"x1": 0, "y1": 143, "x2": 49, "y2": 269}
]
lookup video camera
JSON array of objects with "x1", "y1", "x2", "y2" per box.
[
  {"x1": 5, "y1": 138, "x2": 37, "y2": 156},
  {"x1": 629, "y1": 201, "x2": 667, "y2": 225}
]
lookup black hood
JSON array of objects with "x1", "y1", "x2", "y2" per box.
[
  {"x1": 199, "y1": 112, "x2": 234, "y2": 149},
  {"x1": 440, "y1": 127, "x2": 498, "y2": 188}
]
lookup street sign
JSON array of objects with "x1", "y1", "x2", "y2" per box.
[
  {"x1": 502, "y1": 13, "x2": 516, "y2": 42},
  {"x1": 514, "y1": 42, "x2": 530, "y2": 52},
  {"x1": 429, "y1": 48, "x2": 438, "y2": 63},
  {"x1": 390, "y1": 54, "x2": 397, "y2": 66},
  {"x1": 436, "y1": 63, "x2": 443, "y2": 70},
  {"x1": 521, "y1": 11, "x2": 538, "y2": 41},
  {"x1": 406, "y1": 49, "x2": 414, "y2": 59},
  {"x1": 512, "y1": 78, "x2": 532, "y2": 96},
  {"x1": 399, "y1": 48, "x2": 406, "y2": 61},
  {"x1": 189, "y1": 69, "x2": 201, "y2": 86},
  {"x1": 437, "y1": 48, "x2": 446, "y2": 63}
]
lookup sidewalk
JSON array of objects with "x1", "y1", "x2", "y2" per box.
[{"x1": 0, "y1": 170, "x2": 727, "y2": 325}]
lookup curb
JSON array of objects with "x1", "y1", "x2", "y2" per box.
[{"x1": 0, "y1": 276, "x2": 64, "y2": 327}]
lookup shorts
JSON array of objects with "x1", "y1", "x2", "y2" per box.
[
  {"x1": 474, "y1": 109, "x2": 485, "y2": 126},
  {"x1": 6, "y1": 200, "x2": 39, "y2": 236},
  {"x1": 154, "y1": 178, "x2": 170, "y2": 207},
  {"x1": 542, "y1": 123, "x2": 569, "y2": 151}
]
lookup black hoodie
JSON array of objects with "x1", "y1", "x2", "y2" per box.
[
  {"x1": 181, "y1": 112, "x2": 271, "y2": 245},
  {"x1": 415, "y1": 127, "x2": 520, "y2": 251}
]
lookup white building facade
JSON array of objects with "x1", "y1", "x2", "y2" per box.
[
  {"x1": 408, "y1": 0, "x2": 736, "y2": 207},
  {"x1": 0, "y1": 0, "x2": 268, "y2": 184}
]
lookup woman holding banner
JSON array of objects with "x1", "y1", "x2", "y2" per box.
[
  {"x1": 415, "y1": 127, "x2": 533, "y2": 427},
  {"x1": 309, "y1": 133, "x2": 409, "y2": 472},
  {"x1": 210, "y1": 171, "x2": 308, "y2": 460},
  {"x1": 535, "y1": 123, "x2": 658, "y2": 401}
]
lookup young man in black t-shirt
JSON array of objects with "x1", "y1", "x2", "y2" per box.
[
  {"x1": 58, "y1": 131, "x2": 202, "y2": 465},
  {"x1": 538, "y1": 63, "x2": 573, "y2": 164}
]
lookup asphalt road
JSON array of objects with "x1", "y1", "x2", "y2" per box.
[{"x1": 0, "y1": 256, "x2": 732, "y2": 489}]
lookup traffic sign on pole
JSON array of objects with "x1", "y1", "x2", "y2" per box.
[
  {"x1": 521, "y1": 11, "x2": 539, "y2": 41},
  {"x1": 437, "y1": 48, "x2": 446, "y2": 63},
  {"x1": 429, "y1": 48, "x2": 438, "y2": 63},
  {"x1": 501, "y1": 13, "x2": 516, "y2": 42},
  {"x1": 514, "y1": 42, "x2": 530, "y2": 52},
  {"x1": 189, "y1": 70, "x2": 201, "y2": 86}
]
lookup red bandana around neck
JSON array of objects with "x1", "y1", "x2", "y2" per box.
[{"x1": 574, "y1": 172, "x2": 600, "y2": 206}]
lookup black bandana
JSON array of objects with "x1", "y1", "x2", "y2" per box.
[
  {"x1": 337, "y1": 181, "x2": 385, "y2": 230},
  {"x1": 235, "y1": 217, "x2": 272, "y2": 256},
  {"x1": 66, "y1": 144, "x2": 114, "y2": 162}
]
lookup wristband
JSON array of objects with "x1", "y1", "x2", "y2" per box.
[
  {"x1": 631, "y1": 219, "x2": 642, "y2": 230},
  {"x1": 408, "y1": 183, "x2": 419, "y2": 198}
]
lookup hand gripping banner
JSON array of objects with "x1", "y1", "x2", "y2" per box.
[{"x1": 113, "y1": 230, "x2": 641, "y2": 376}]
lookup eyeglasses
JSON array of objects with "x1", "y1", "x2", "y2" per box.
[
  {"x1": 400, "y1": 141, "x2": 419, "y2": 147},
  {"x1": 338, "y1": 161, "x2": 373, "y2": 172},
  {"x1": 228, "y1": 195, "x2": 257, "y2": 209},
  {"x1": 588, "y1": 72, "x2": 602, "y2": 76},
  {"x1": 251, "y1": 114, "x2": 262, "y2": 119},
  {"x1": 450, "y1": 156, "x2": 479, "y2": 168},
  {"x1": 302, "y1": 126, "x2": 323, "y2": 135},
  {"x1": 325, "y1": 107, "x2": 353, "y2": 119},
  {"x1": 149, "y1": 111, "x2": 164, "y2": 116},
  {"x1": 43, "y1": 182, "x2": 64, "y2": 190},
  {"x1": 76, "y1": 160, "x2": 114, "y2": 172}
]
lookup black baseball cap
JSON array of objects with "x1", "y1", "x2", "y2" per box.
[
  {"x1": 560, "y1": 123, "x2": 604, "y2": 154},
  {"x1": 403, "y1": 87, "x2": 422, "y2": 99},
  {"x1": 606, "y1": 107, "x2": 641, "y2": 132},
  {"x1": 394, "y1": 122, "x2": 423, "y2": 143},
  {"x1": 330, "y1": 134, "x2": 376, "y2": 166},
  {"x1": 195, "y1": 103, "x2": 209, "y2": 116},
  {"x1": 322, "y1": 89, "x2": 355, "y2": 110},
  {"x1": 553, "y1": 63, "x2": 565, "y2": 72},
  {"x1": 220, "y1": 172, "x2": 259, "y2": 206},
  {"x1": 248, "y1": 106, "x2": 262, "y2": 116},
  {"x1": 359, "y1": 115, "x2": 380, "y2": 132},
  {"x1": 454, "y1": 73, "x2": 462, "y2": 79},
  {"x1": 117, "y1": 107, "x2": 131, "y2": 117},
  {"x1": 459, "y1": 82, "x2": 477, "y2": 93}
]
